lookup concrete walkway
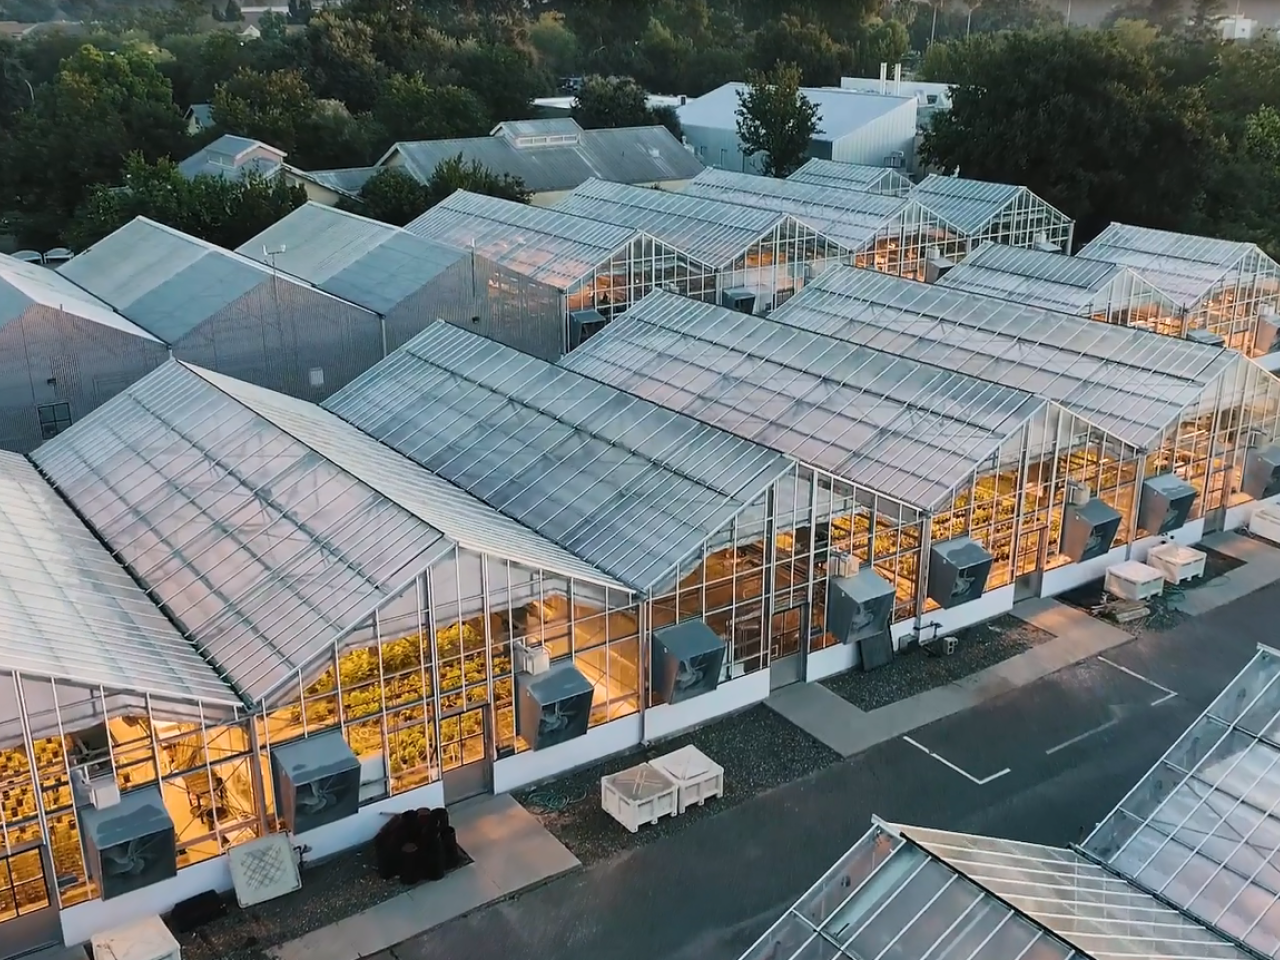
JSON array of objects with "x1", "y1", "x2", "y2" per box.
[
  {"x1": 1173, "y1": 531, "x2": 1280, "y2": 616},
  {"x1": 270, "y1": 795, "x2": 579, "y2": 960}
]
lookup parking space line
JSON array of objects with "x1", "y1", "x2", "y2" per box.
[
  {"x1": 1097, "y1": 656, "x2": 1178, "y2": 706},
  {"x1": 1045, "y1": 718, "x2": 1120, "y2": 756},
  {"x1": 902, "y1": 736, "x2": 1011, "y2": 786}
]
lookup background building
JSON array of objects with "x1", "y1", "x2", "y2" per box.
[{"x1": 787, "y1": 157, "x2": 914, "y2": 197}]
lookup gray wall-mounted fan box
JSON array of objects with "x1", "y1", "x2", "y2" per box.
[
  {"x1": 1061, "y1": 498, "x2": 1123, "y2": 562},
  {"x1": 517, "y1": 662, "x2": 594, "y2": 750},
  {"x1": 651, "y1": 619, "x2": 726, "y2": 705},
  {"x1": 827, "y1": 568, "x2": 896, "y2": 670},
  {"x1": 1138, "y1": 473, "x2": 1197, "y2": 535},
  {"x1": 1243, "y1": 445, "x2": 1280, "y2": 500},
  {"x1": 80, "y1": 785, "x2": 176, "y2": 900},
  {"x1": 270, "y1": 730, "x2": 361, "y2": 835},
  {"x1": 927, "y1": 536, "x2": 994, "y2": 608},
  {"x1": 568, "y1": 309, "x2": 609, "y2": 350}
]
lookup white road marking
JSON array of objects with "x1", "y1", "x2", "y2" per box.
[
  {"x1": 902, "y1": 736, "x2": 1011, "y2": 786},
  {"x1": 1045, "y1": 718, "x2": 1121, "y2": 756},
  {"x1": 1097, "y1": 656, "x2": 1178, "y2": 706}
]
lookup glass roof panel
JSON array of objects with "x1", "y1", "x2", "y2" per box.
[
  {"x1": 789, "y1": 158, "x2": 914, "y2": 197},
  {"x1": 773, "y1": 266, "x2": 1238, "y2": 449},
  {"x1": 560, "y1": 291, "x2": 1044, "y2": 510},
  {"x1": 908, "y1": 175, "x2": 1028, "y2": 236},
  {"x1": 403, "y1": 190, "x2": 639, "y2": 290},
  {"x1": 32, "y1": 361, "x2": 458, "y2": 704},
  {"x1": 1085, "y1": 646, "x2": 1280, "y2": 958},
  {"x1": 324, "y1": 321, "x2": 793, "y2": 592}
]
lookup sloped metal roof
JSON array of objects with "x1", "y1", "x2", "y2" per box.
[
  {"x1": 910, "y1": 174, "x2": 1065, "y2": 237},
  {"x1": 560, "y1": 291, "x2": 1043, "y2": 509},
  {"x1": 788, "y1": 157, "x2": 914, "y2": 196},
  {"x1": 290, "y1": 165, "x2": 377, "y2": 197},
  {"x1": 773, "y1": 267, "x2": 1237, "y2": 450},
  {"x1": 0, "y1": 449, "x2": 241, "y2": 709},
  {"x1": 238, "y1": 203, "x2": 469, "y2": 315},
  {"x1": 680, "y1": 168, "x2": 908, "y2": 252},
  {"x1": 404, "y1": 190, "x2": 640, "y2": 291},
  {"x1": 0, "y1": 253, "x2": 160, "y2": 340},
  {"x1": 555, "y1": 178, "x2": 811, "y2": 266},
  {"x1": 324, "y1": 321, "x2": 795, "y2": 592},
  {"x1": 178, "y1": 134, "x2": 286, "y2": 180}
]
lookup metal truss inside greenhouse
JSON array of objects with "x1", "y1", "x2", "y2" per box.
[
  {"x1": 787, "y1": 157, "x2": 914, "y2": 197},
  {"x1": 909, "y1": 174, "x2": 1075, "y2": 253},
  {"x1": 323, "y1": 320, "x2": 794, "y2": 592}
]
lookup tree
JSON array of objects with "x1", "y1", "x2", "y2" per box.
[
  {"x1": 345, "y1": 167, "x2": 432, "y2": 226},
  {"x1": 421, "y1": 154, "x2": 531, "y2": 208},
  {"x1": 1189, "y1": 0, "x2": 1227, "y2": 35},
  {"x1": 302, "y1": 12, "x2": 386, "y2": 113},
  {"x1": 750, "y1": 15, "x2": 842, "y2": 87},
  {"x1": 67, "y1": 152, "x2": 306, "y2": 250},
  {"x1": 842, "y1": 17, "x2": 910, "y2": 77},
  {"x1": 224, "y1": 0, "x2": 243, "y2": 21},
  {"x1": 528, "y1": 10, "x2": 579, "y2": 77},
  {"x1": 573, "y1": 75, "x2": 653, "y2": 129},
  {"x1": 258, "y1": 10, "x2": 288, "y2": 43},
  {"x1": 635, "y1": 17, "x2": 693, "y2": 93},
  {"x1": 451, "y1": 39, "x2": 551, "y2": 122},
  {"x1": 735, "y1": 63, "x2": 822, "y2": 177},
  {"x1": 371, "y1": 73, "x2": 490, "y2": 145},
  {"x1": 212, "y1": 67, "x2": 317, "y2": 153}
]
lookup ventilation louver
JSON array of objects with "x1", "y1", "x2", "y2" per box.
[
  {"x1": 1138, "y1": 474, "x2": 1197, "y2": 535},
  {"x1": 568, "y1": 309, "x2": 609, "y2": 350},
  {"x1": 517, "y1": 663, "x2": 594, "y2": 750},
  {"x1": 1243, "y1": 445, "x2": 1280, "y2": 500},
  {"x1": 651, "y1": 619, "x2": 726, "y2": 705},
  {"x1": 926, "y1": 537, "x2": 994, "y2": 608},
  {"x1": 721, "y1": 288, "x2": 756, "y2": 314},
  {"x1": 80, "y1": 786, "x2": 177, "y2": 901},
  {"x1": 1061, "y1": 498, "x2": 1123, "y2": 562},
  {"x1": 270, "y1": 730, "x2": 361, "y2": 835}
]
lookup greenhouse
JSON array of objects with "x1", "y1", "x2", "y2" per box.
[
  {"x1": 773, "y1": 267, "x2": 1280, "y2": 550},
  {"x1": 909, "y1": 174, "x2": 1075, "y2": 255},
  {"x1": 560, "y1": 290, "x2": 1149, "y2": 664},
  {"x1": 0, "y1": 253, "x2": 169, "y2": 453},
  {"x1": 403, "y1": 190, "x2": 714, "y2": 351},
  {"x1": 679, "y1": 169, "x2": 969, "y2": 280},
  {"x1": 787, "y1": 157, "x2": 914, "y2": 197},
  {"x1": 1078, "y1": 223, "x2": 1280, "y2": 357},
  {"x1": 237, "y1": 203, "x2": 566, "y2": 361},
  {"x1": 553, "y1": 178, "x2": 847, "y2": 314}
]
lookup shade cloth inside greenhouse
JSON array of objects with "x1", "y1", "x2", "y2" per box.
[{"x1": 324, "y1": 320, "x2": 795, "y2": 592}]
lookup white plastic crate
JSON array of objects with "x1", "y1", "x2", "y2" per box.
[
  {"x1": 1105, "y1": 561, "x2": 1165, "y2": 601},
  {"x1": 601, "y1": 763, "x2": 677, "y2": 833},
  {"x1": 1252, "y1": 504, "x2": 1280, "y2": 544},
  {"x1": 92, "y1": 915, "x2": 181, "y2": 960},
  {"x1": 1146, "y1": 542, "x2": 1207, "y2": 584},
  {"x1": 650, "y1": 745, "x2": 725, "y2": 814}
]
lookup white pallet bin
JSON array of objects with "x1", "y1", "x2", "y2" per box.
[
  {"x1": 1105, "y1": 561, "x2": 1165, "y2": 601},
  {"x1": 1252, "y1": 504, "x2": 1280, "y2": 543},
  {"x1": 601, "y1": 762, "x2": 678, "y2": 833},
  {"x1": 92, "y1": 915, "x2": 181, "y2": 960},
  {"x1": 650, "y1": 745, "x2": 725, "y2": 814},
  {"x1": 1146, "y1": 541, "x2": 1207, "y2": 584}
]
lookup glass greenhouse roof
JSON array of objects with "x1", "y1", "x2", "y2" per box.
[
  {"x1": 324, "y1": 321, "x2": 795, "y2": 592},
  {"x1": 1078, "y1": 223, "x2": 1276, "y2": 308},
  {"x1": 0, "y1": 252, "x2": 161, "y2": 340},
  {"x1": 32, "y1": 360, "x2": 618, "y2": 706},
  {"x1": 554, "y1": 177, "x2": 809, "y2": 267},
  {"x1": 788, "y1": 158, "x2": 914, "y2": 196},
  {"x1": 773, "y1": 267, "x2": 1236, "y2": 450},
  {"x1": 679, "y1": 169, "x2": 910, "y2": 252},
  {"x1": 938, "y1": 245, "x2": 1136, "y2": 314},
  {"x1": 910, "y1": 175, "x2": 1058, "y2": 237},
  {"x1": 0, "y1": 449, "x2": 241, "y2": 709},
  {"x1": 1085, "y1": 645, "x2": 1280, "y2": 958},
  {"x1": 560, "y1": 291, "x2": 1044, "y2": 510},
  {"x1": 403, "y1": 190, "x2": 640, "y2": 291}
]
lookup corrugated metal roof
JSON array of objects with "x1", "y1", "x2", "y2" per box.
[
  {"x1": 1078, "y1": 222, "x2": 1278, "y2": 308},
  {"x1": 492, "y1": 117, "x2": 583, "y2": 141},
  {"x1": 0, "y1": 449, "x2": 241, "y2": 708},
  {"x1": 555, "y1": 178, "x2": 804, "y2": 266},
  {"x1": 404, "y1": 190, "x2": 639, "y2": 291},
  {"x1": 237, "y1": 203, "x2": 468, "y2": 315},
  {"x1": 561, "y1": 291, "x2": 1044, "y2": 509},
  {"x1": 788, "y1": 157, "x2": 914, "y2": 196},
  {"x1": 773, "y1": 267, "x2": 1236, "y2": 449},
  {"x1": 0, "y1": 253, "x2": 161, "y2": 340},
  {"x1": 383, "y1": 121, "x2": 703, "y2": 194},
  {"x1": 910, "y1": 174, "x2": 1042, "y2": 236},
  {"x1": 680, "y1": 168, "x2": 908, "y2": 252},
  {"x1": 324, "y1": 321, "x2": 795, "y2": 592},
  {"x1": 291, "y1": 165, "x2": 377, "y2": 197},
  {"x1": 678, "y1": 82, "x2": 914, "y2": 140},
  {"x1": 178, "y1": 134, "x2": 286, "y2": 180}
]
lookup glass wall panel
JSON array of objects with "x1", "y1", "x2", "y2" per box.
[{"x1": 721, "y1": 221, "x2": 846, "y2": 311}]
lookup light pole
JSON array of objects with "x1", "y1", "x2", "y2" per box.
[
  {"x1": 931, "y1": 0, "x2": 940, "y2": 46},
  {"x1": 966, "y1": 1, "x2": 982, "y2": 37}
]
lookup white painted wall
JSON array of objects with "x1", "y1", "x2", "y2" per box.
[
  {"x1": 1131, "y1": 519, "x2": 1207, "y2": 563},
  {"x1": 492, "y1": 714, "x2": 643, "y2": 794},
  {"x1": 830, "y1": 100, "x2": 917, "y2": 172},
  {"x1": 643, "y1": 671, "x2": 771, "y2": 742},
  {"x1": 911, "y1": 585, "x2": 1016, "y2": 642},
  {"x1": 806, "y1": 642, "x2": 856, "y2": 682},
  {"x1": 1040, "y1": 545, "x2": 1129, "y2": 597}
]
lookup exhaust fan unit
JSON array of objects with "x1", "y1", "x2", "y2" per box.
[
  {"x1": 1032, "y1": 232, "x2": 1062, "y2": 254},
  {"x1": 1186, "y1": 328, "x2": 1225, "y2": 347},
  {"x1": 270, "y1": 730, "x2": 361, "y2": 835},
  {"x1": 80, "y1": 786, "x2": 177, "y2": 901},
  {"x1": 1138, "y1": 473, "x2": 1197, "y2": 535},
  {"x1": 568, "y1": 309, "x2": 609, "y2": 350},
  {"x1": 923, "y1": 247, "x2": 955, "y2": 283},
  {"x1": 721, "y1": 288, "x2": 756, "y2": 314},
  {"x1": 651, "y1": 619, "x2": 726, "y2": 705},
  {"x1": 517, "y1": 663, "x2": 594, "y2": 750},
  {"x1": 1061, "y1": 498, "x2": 1123, "y2": 563},
  {"x1": 827, "y1": 567, "x2": 896, "y2": 670},
  {"x1": 1255, "y1": 310, "x2": 1280, "y2": 356},
  {"x1": 927, "y1": 536, "x2": 994, "y2": 608},
  {"x1": 1243, "y1": 444, "x2": 1280, "y2": 500}
]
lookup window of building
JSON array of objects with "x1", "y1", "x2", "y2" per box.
[{"x1": 36, "y1": 402, "x2": 72, "y2": 439}]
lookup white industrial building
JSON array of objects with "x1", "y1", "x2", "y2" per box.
[{"x1": 677, "y1": 82, "x2": 917, "y2": 176}]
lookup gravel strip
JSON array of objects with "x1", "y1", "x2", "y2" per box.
[
  {"x1": 822, "y1": 614, "x2": 1054, "y2": 711},
  {"x1": 513, "y1": 704, "x2": 838, "y2": 865},
  {"x1": 176, "y1": 837, "x2": 470, "y2": 960}
]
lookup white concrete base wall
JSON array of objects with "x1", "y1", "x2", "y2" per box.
[
  {"x1": 911, "y1": 585, "x2": 1016, "y2": 641},
  {"x1": 492, "y1": 714, "x2": 643, "y2": 794},
  {"x1": 299, "y1": 779, "x2": 446, "y2": 863},
  {"x1": 643, "y1": 671, "x2": 771, "y2": 742},
  {"x1": 1040, "y1": 544, "x2": 1129, "y2": 597},
  {"x1": 1132, "y1": 519, "x2": 1206, "y2": 562},
  {"x1": 806, "y1": 642, "x2": 856, "y2": 682}
]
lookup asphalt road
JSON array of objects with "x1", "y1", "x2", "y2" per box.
[{"x1": 388, "y1": 583, "x2": 1277, "y2": 960}]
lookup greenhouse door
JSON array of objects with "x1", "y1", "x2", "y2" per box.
[
  {"x1": 441, "y1": 707, "x2": 492, "y2": 805},
  {"x1": 0, "y1": 844, "x2": 60, "y2": 960},
  {"x1": 769, "y1": 605, "x2": 807, "y2": 690}
]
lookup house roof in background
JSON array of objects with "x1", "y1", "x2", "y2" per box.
[{"x1": 178, "y1": 134, "x2": 287, "y2": 181}]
